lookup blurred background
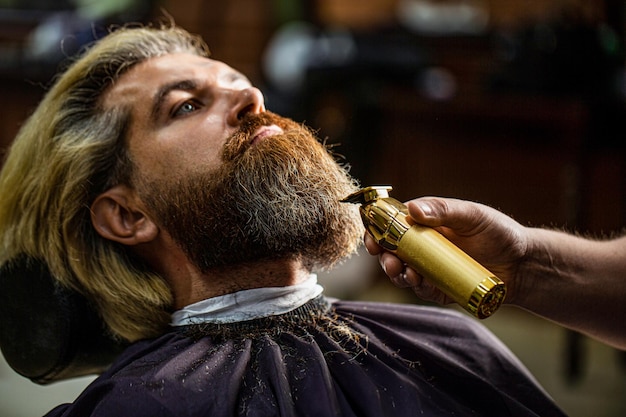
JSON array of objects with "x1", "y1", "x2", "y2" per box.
[{"x1": 1, "y1": 0, "x2": 626, "y2": 415}]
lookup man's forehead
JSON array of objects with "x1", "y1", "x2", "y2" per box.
[{"x1": 102, "y1": 53, "x2": 229, "y2": 106}]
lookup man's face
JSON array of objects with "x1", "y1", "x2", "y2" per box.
[
  {"x1": 103, "y1": 53, "x2": 363, "y2": 272},
  {"x1": 103, "y1": 53, "x2": 267, "y2": 181}
]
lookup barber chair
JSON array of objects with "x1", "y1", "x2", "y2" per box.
[{"x1": 0, "y1": 256, "x2": 126, "y2": 384}]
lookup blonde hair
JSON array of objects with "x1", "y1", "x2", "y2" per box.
[{"x1": 0, "y1": 24, "x2": 209, "y2": 342}]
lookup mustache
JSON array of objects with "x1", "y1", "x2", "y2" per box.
[{"x1": 221, "y1": 111, "x2": 305, "y2": 162}]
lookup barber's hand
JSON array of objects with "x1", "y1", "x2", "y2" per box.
[{"x1": 364, "y1": 197, "x2": 529, "y2": 306}]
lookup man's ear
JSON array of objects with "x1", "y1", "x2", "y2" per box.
[{"x1": 90, "y1": 185, "x2": 158, "y2": 245}]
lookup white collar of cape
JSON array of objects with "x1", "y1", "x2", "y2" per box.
[{"x1": 170, "y1": 274, "x2": 323, "y2": 326}]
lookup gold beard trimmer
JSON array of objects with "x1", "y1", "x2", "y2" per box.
[{"x1": 342, "y1": 186, "x2": 506, "y2": 318}]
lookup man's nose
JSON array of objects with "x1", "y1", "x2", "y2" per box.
[{"x1": 227, "y1": 87, "x2": 265, "y2": 126}]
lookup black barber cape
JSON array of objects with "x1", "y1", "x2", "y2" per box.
[{"x1": 44, "y1": 297, "x2": 566, "y2": 416}]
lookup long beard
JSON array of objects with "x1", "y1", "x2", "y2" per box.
[{"x1": 137, "y1": 112, "x2": 364, "y2": 273}]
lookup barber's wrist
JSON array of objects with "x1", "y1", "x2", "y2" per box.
[{"x1": 508, "y1": 227, "x2": 551, "y2": 309}]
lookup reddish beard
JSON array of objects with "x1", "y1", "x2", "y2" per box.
[
  {"x1": 136, "y1": 112, "x2": 363, "y2": 273},
  {"x1": 220, "y1": 111, "x2": 303, "y2": 162}
]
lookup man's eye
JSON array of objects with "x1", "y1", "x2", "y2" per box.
[{"x1": 173, "y1": 101, "x2": 199, "y2": 117}]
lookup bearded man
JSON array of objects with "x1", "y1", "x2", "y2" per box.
[{"x1": 0, "y1": 24, "x2": 566, "y2": 416}]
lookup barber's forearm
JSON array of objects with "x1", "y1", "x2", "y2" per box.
[{"x1": 516, "y1": 228, "x2": 626, "y2": 349}]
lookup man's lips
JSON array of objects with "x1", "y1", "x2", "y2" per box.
[{"x1": 250, "y1": 125, "x2": 283, "y2": 145}]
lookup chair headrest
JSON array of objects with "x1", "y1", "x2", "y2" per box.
[{"x1": 0, "y1": 256, "x2": 127, "y2": 384}]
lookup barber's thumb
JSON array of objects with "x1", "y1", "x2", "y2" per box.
[{"x1": 406, "y1": 200, "x2": 440, "y2": 226}]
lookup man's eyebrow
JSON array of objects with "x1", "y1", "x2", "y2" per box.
[{"x1": 150, "y1": 79, "x2": 198, "y2": 122}]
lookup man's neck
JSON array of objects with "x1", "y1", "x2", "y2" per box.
[
  {"x1": 132, "y1": 228, "x2": 313, "y2": 309},
  {"x1": 170, "y1": 258, "x2": 312, "y2": 309}
]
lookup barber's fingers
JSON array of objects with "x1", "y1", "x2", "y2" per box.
[
  {"x1": 363, "y1": 233, "x2": 382, "y2": 255},
  {"x1": 369, "y1": 234, "x2": 454, "y2": 305},
  {"x1": 385, "y1": 259, "x2": 452, "y2": 305},
  {"x1": 410, "y1": 276, "x2": 451, "y2": 305},
  {"x1": 389, "y1": 264, "x2": 421, "y2": 288},
  {"x1": 379, "y1": 252, "x2": 404, "y2": 277},
  {"x1": 406, "y1": 197, "x2": 486, "y2": 234}
]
